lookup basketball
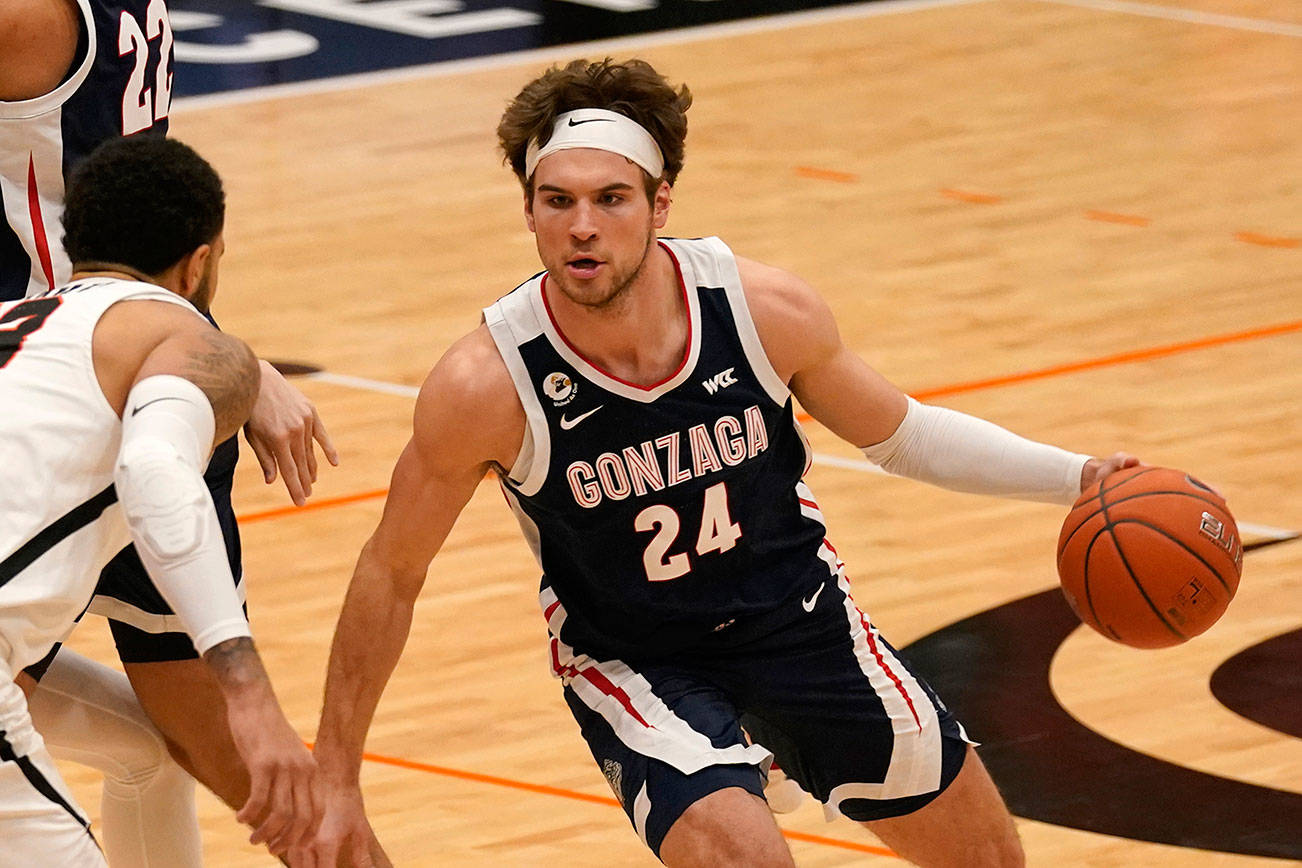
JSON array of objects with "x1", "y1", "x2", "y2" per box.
[{"x1": 1057, "y1": 466, "x2": 1243, "y2": 648}]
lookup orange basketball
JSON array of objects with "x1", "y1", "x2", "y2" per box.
[{"x1": 1056, "y1": 466, "x2": 1242, "y2": 648}]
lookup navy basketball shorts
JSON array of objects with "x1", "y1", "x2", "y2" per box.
[
  {"x1": 27, "y1": 437, "x2": 247, "y2": 678},
  {"x1": 543, "y1": 571, "x2": 973, "y2": 859}
]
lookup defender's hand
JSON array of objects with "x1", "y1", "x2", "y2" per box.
[
  {"x1": 299, "y1": 782, "x2": 386, "y2": 868},
  {"x1": 221, "y1": 681, "x2": 323, "y2": 854},
  {"x1": 244, "y1": 360, "x2": 339, "y2": 506}
]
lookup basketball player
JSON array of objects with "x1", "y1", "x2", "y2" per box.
[
  {"x1": 308, "y1": 59, "x2": 1139, "y2": 867},
  {"x1": 0, "y1": 135, "x2": 320, "y2": 866},
  {"x1": 1, "y1": 2, "x2": 335, "y2": 862}
]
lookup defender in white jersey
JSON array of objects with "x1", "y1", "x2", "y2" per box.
[
  {"x1": 309, "y1": 60, "x2": 1139, "y2": 867},
  {"x1": 0, "y1": 136, "x2": 320, "y2": 866},
  {"x1": 2, "y1": 7, "x2": 338, "y2": 864}
]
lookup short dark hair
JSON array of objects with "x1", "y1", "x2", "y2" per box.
[
  {"x1": 63, "y1": 135, "x2": 225, "y2": 275},
  {"x1": 497, "y1": 58, "x2": 692, "y2": 201}
]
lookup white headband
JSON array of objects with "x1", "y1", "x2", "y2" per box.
[{"x1": 524, "y1": 108, "x2": 665, "y2": 180}]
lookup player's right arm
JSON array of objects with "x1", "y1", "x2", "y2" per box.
[
  {"x1": 309, "y1": 325, "x2": 525, "y2": 867},
  {"x1": 0, "y1": 0, "x2": 80, "y2": 102},
  {"x1": 96, "y1": 299, "x2": 323, "y2": 855}
]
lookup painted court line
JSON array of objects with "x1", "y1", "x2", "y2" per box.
[
  {"x1": 240, "y1": 316, "x2": 1300, "y2": 523},
  {"x1": 300, "y1": 742, "x2": 900, "y2": 858},
  {"x1": 907, "y1": 318, "x2": 1302, "y2": 401},
  {"x1": 298, "y1": 319, "x2": 1302, "y2": 405},
  {"x1": 1034, "y1": 0, "x2": 1302, "y2": 37},
  {"x1": 788, "y1": 183, "x2": 1296, "y2": 248},
  {"x1": 307, "y1": 371, "x2": 421, "y2": 398}
]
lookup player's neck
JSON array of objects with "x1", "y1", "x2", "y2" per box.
[
  {"x1": 72, "y1": 263, "x2": 160, "y2": 286},
  {"x1": 547, "y1": 246, "x2": 687, "y2": 386}
]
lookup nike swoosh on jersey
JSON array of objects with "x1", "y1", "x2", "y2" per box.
[
  {"x1": 559, "y1": 406, "x2": 604, "y2": 430},
  {"x1": 801, "y1": 583, "x2": 825, "y2": 613}
]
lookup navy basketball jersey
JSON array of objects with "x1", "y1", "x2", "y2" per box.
[
  {"x1": 485, "y1": 237, "x2": 839, "y2": 659},
  {"x1": 0, "y1": 0, "x2": 173, "y2": 301}
]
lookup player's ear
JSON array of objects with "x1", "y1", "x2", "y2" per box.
[
  {"x1": 523, "y1": 190, "x2": 537, "y2": 233},
  {"x1": 179, "y1": 243, "x2": 212, "y2": 300},
  {"x1": 652, "y1": 180, "x2": 671, "y2": 230}
]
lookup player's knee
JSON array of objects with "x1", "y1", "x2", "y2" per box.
[{"x1": 660, "y1": 788, "x2": 793, "y2": 868}]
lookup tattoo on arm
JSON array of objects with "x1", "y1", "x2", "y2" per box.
[
  {"x1": 202, "y1": 636, "x2": 271, "y2": 692},
  {"x1": 182, "y1": 331, "x2": 260, "y2": 439}
]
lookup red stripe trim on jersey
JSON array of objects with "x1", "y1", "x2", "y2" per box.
[
  {"x1": 549, "y1": 639, "x2": 654, "y2": 730},
  {"x1": 578, "y1": 667, "x2": 653, "y2": 729},
  {"x1": 539, "y1": 242, "x2": 691, "y2": 392},
  {"x1": 543, "y1": 600, "x2": 562, "y2": 621},
  {"x1": 26, "y1": 157, "x2": 55, "y2": 290},
  {"x1": 861, "y1": 614, "x2": 922, "y2": 729},
  {"x1": 798, "y1": 497, "x2": 820, "y2": 511}
]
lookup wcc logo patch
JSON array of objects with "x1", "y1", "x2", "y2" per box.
[
  {"x1": 602, "y1": 759, "x2": 625, "y2": 807},
  {"x1": 543, "y1": 371, "x2": 577, "y2": 406},
  {"x1": 702, "y1": 367, "x2": 737, "y2": 395}
]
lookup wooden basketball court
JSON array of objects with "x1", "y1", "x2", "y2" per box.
[{"x1": 57, "y1": 0, "x2": 1301, "y2": 863}]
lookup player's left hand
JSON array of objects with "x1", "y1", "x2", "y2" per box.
[
  {"x1": 244, "y1": 360, "x2": 339, "y2": 506},
  {"x1": 1080, "y1": 452, "x2": 1142, "y2": 493}
]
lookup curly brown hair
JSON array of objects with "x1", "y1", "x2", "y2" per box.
[{"x1": 497, "y1": 58, "x2": 692, "y2": 201}]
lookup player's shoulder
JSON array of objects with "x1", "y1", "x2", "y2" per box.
[
  {"x1": 421, "y1": 323, "x2": 514, "y2": 401},
  {"x1": 413, "y1": 322, "x2": 525, "y2": 466},
  {"x1": 734, "y1": 255, "x2": 839, "y2": 368},
  {"x1": 0, "y1": 0, "x2": 82, "y2": 102}
]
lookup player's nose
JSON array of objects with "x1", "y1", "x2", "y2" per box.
[{"x1": 568, "y1": 200, "x2": 599, "y2": 240}]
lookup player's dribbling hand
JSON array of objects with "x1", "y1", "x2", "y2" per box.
[
  {"x1": 1080, "y1": 451, "x2": 1142, "y2": 493},
  {"x1": 245, "y1": 360, "x2": 340, "y2": 506}
]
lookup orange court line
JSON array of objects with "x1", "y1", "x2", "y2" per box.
[
  {"x1": 939, "y1": 188, "x2": 1003, "y2": 204},
  {"x1": 792, "y1": 317, "x2": 1302, "y2": 424},
  {"x1": 238, "y1": 319, "x2": 1302, "y2": 522},
  {"x1": 1084, "y1": 209, "x2": 1151, "y2": 227},
  {"x1": 796, "y1": 166, "x2": 859, "y2": 183},
  {"x1": 1235, "y1": 231, "x2": 1300, "y2": 249},
  {"x1": 909, "y1": 318, "x2": 1302, "y2": 401},
  {"x1": 237, "y1": 488, "x2": 388, "y2": 523},
  {"x1": 302, "y1": 742, "x2": 900, "y2": 858}
]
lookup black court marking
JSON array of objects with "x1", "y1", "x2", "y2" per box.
[
  {"x1": 0, "y1": 485, "x2": 118, "y2": 588},
  {"x1": 901, "y1": 585, "x2": 1302, "y2": 858},
  {"x1": 1211, "y1": 627, "x2": 1302, "y2": 739},
  {"x1": 172, "y1": 0, "x2": 886, "y2": 99},
  {"x1": 267, "y1": 360, "x2": 322, "y2": 377}
]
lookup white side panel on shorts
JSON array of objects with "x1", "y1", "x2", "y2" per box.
[
  {"x1": 823, "y1": 572, "x2": 943, "y2": 819},
  {"x1": 0, "y1": 679, "x2": 103, "y2": 867},
  {"x1": 540, "y1": 589, "x2": 771, "y2": 776},
  {"x1": 633, "y1": 781, "x2": 652, "y2": 846}
]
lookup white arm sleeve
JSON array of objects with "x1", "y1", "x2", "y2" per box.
[
  {"x1": 861, "y1": 397, "x2": 1091, "y2": 505},
  {"x1": 114, "y1": 375, "x2": 251, "y2": 655}
]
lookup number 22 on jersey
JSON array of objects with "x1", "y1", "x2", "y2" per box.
[
  {"x1": 635, "y1": 481, "x2": 742, "y2": 582},
  {"x1": 119, "y1": 0, "x2": 173, "y2": 135}
]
